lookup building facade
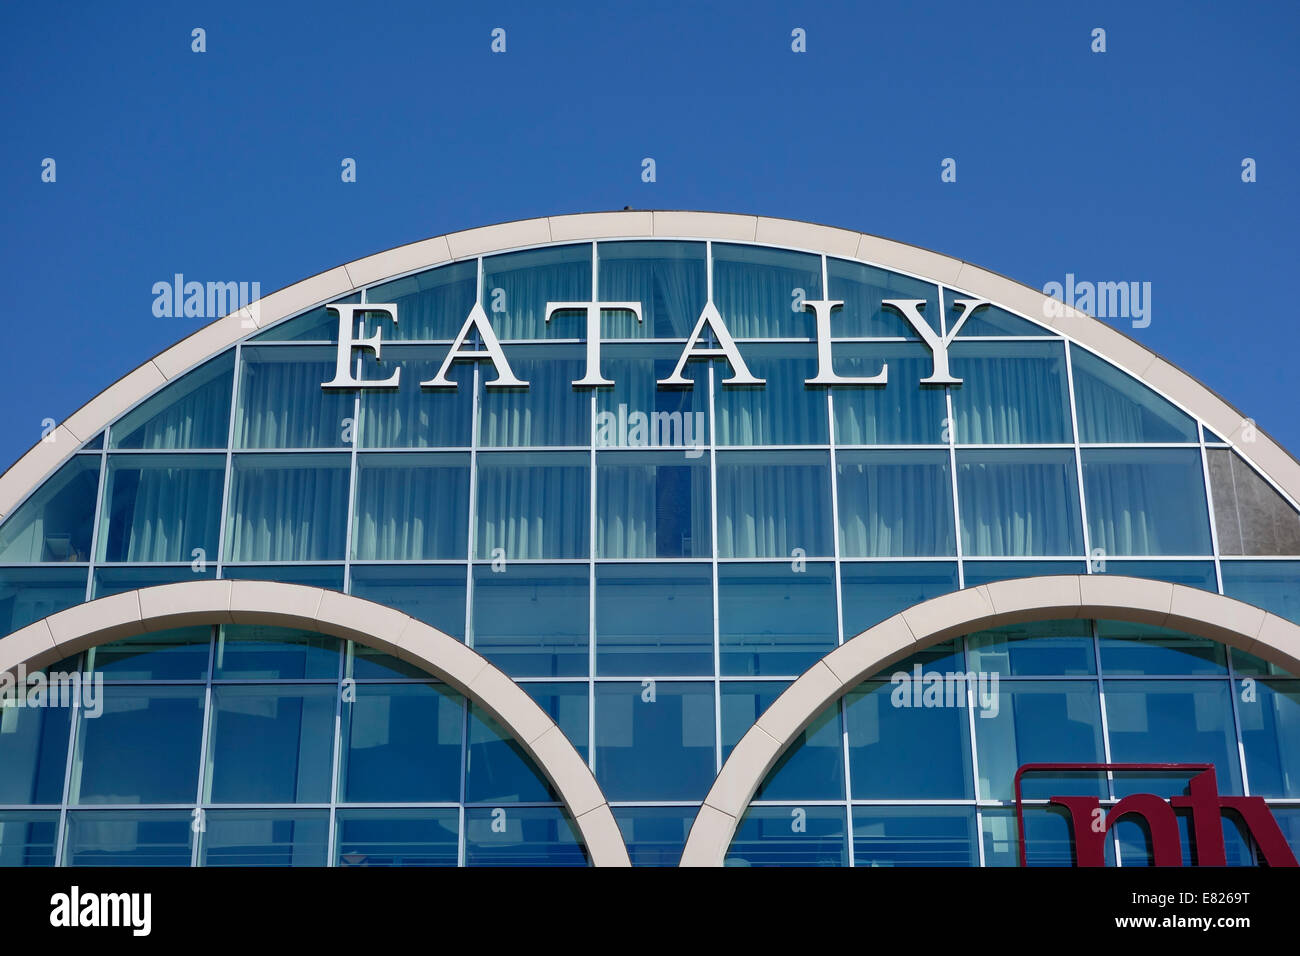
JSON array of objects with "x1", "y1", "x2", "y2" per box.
[{"x1": 0, "y1": 211, "x2": 1298, "y2": 867}]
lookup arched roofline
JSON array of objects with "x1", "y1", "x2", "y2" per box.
[
  {"x1": 0, "y1": 580, "x2": 630, "y2": 867},
  {"x1": 1, "y1": 210, "x2": 1296, "y2": 520},
  {"x1": 678, "y1": 574, "x2": 1300, "y2": 866}
]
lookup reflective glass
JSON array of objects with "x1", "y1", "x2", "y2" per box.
[
  {"x1": 826, "y1": 258, "x2": 939, "y2": 336},
  {"x1": 200, "y1": 810, "x2": 329, "y2": 866},
  {"x1": 1083, "y1": 448, "x2": 1213, "y2": 556},
  {"x1": 839, "y1": 562, "x2": 959, "y2": 637},
  {"x1": 837, "y1": 450, "x2": 954, "y2": 557},
  {"x1": 97, "y1": 454, "x2": 224, "y2": 562},
  {"x1": 1097, "y1": 560, "x2": 1217, "y2": 590},
  {"x1": 466, "y1": 703, "x2": 552, "y2": 803},
  {"x1": 364, "y1": 260, "x2": 477, "y2": 340},
  {"x1": 235, "y1": 346, "x2": 353, "y2": 448},
  {"x1": 1238, "y1": 679, "x2": 1300, "y2": 797},
  {"x1": 470, "y1": 565, "x2": 588, "y2": 677},
  {"x1": 1098, "y1": 620, "x2": 1227, "y2": 675},
  {"x1": 463, "y1": 806, "x2": 586, "y2": 866},
  {"x1": 110, "y1": 352, "x2": 234, "y2": 449},
  {"x1": 481, "y1": 244, "x2": 592, "y2": 340},
  {"x1": 352, "y1": 453, "x2": 469, "y2": 560},
  {"x1": 522, "y1": 683, "x2": 589, "y2": 758},
  {"x1": 1113, "y1": 811, "x2": 1253, "y2": 867},
  {"x1": 0, "y1": 455, "x2": 99, "y2": 562},
  {"x1": 249, "y1": 295, "x2": 358, "y2": 342},
  {"x1": 830, "y1": 343, "x2": 947, "y2": 445},
  {"x1": 595, "y1": 563, "x2": 713, "y2": 676},
  {"x1": 335, "y1": 808, "x2": 459, "y2": 866},
  {"x1": 596, "y1": 451, "x2": 710, "y2": 558},
  {"x1": 0, "y1": 811, "x2": 59, "y2": 866},
  {"x1": 224, "y1": 453, "x2": 350, "y2": 562},
  {"x1": 612, "y1": 806, "x2": 696, "y2": 867},
  {"x1": 0, "y1": 567, "x2": 89, "y2": 636},
  {"x1": 348, "y1": 564, "x2": 466, "y2": 639},
  {"x1": 945, "y1": 292, "x2": 1048, "y2": 336},
  {"x1": 1070, "y1": 344, "x2": 1198, "y2": 443},
  {"x1": 594, "y1": 681, "x2": 716, "y2": 801},
  {"x1": 845, "y1": 681, "x2": 973, "y2": 798},
  {"x1": 87, "y1": 626, "x2": 211, "y2": 680},
  {"x1": 713, "y1": 244, "x2": 822, "y2": 338},
  {"x1": 221, "y1": 564, "x2": 345, "y2": 590},
  {"x1": 713, "y1": 345, "x2": 827, "y2": 445},
  {"x1": 724, "y1": 682, "x2": 843, "y2": 800},
  {"x1": 1221, "y1": 561, "x2": 1300, "y2": 626},
  {"x1": 726, "y1": 805, "x2": 847, "y2": 867},
  {"x1": 597, "y1": 343, "x2": 709, "y2": 447},
  {"x1": 966, "y1": 619, "x2": 1095, "y2": 676},
  {"x1": 719, "y1": 562, "x2": 837, "y2": 675},
  {"x1": 0, "y1": 701, "x2": 71, "y2": 804},
  {"x1": 981, "y1": 806, "x2": 1091, "y2": 867},
  {"x1": 961, "y1": 560, "x2": 1085, "y2": 586},
  {"x1": 92, "y1": 565, "x2": 215, "y2": 597},
  {"x1": 716, "y1": 450, "x2": 832, "y2": 558},
  {"x1": 342, "y1": 683, "x2": 462, "y2": 803},
  {"x1": 357, "y1": 347, "x2": 473, "y2": 448},
  {"x1": 949, "y1": 341, "x2": 1072, "y2": 444},
  {"x1": 64, "y1": 810, "x2": 193, "y2": 866},
  {"x1": 957, "y1": 449, "x2": 1084, "y2": 556},
  {"x1": 852, "y1": 807, "x2": 979, "y2": 867},
  {"x1": 475, "y1": 452, "x2": 589, "y2": 560},
  {"x1": 477, "y1": 344, "x2": 589, "y2": 446},
  {"x1": 206, "y1": 684, "x2": 334, "y2": 803},
  {"x1": 214, "y1": 626, "x2": 340, "y2": 680},
  {"x1": 597, "y1": 240, "x2": 707, "y2": 338}
]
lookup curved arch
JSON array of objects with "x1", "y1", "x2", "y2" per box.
[
  {"x1": 2, "y1": 210, "x2": 1297, "y2": 521},
  {"x1": 679, "y1": 574, "x2": 1300, "y2": 866},
  {"x1": 0, "y1": 580, "x2": 631, "y2": 867}
]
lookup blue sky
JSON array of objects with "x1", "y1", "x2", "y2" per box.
[{"x1": 1, "y1": 0, "x2": 1297, "y2": 469}]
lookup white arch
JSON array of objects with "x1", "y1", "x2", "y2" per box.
[
  {"x1": 0, "y1": 580, "x2": 630, "y2": 867},
  {"x1": 679, "y1": 574, "x2": 1300, "y2": 866}
]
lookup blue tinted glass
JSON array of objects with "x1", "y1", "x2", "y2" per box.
[
  {"x1": 0, "y1": 703, "x2": 70, "y2": 804},
  {"x1": 950, "y1": 341, "x2": 1071, "y2": 444},
  {"x1": 726, "y1": 805, "x2": 848, "y2": 867},
  {"x1": 481, "y1": 244, "x2": 592, "y2": 340},
  {"x1": 596, "y1": 563, "x2": 713, "y2": 676},
  {"x1": 348, "y1": 564, "x2": 466, "y2": 638},
  {"x1": 837, "y1": 450, "x2": 954, "y2": 557},
  {"x1": 961, "y1": 560, "x2": 1085, "y2": 586},
  {"x1": 613, "y1": 806, "x2": 696, "y2": 867},
  {"x1": 966, "y1": 619, "x2": 1095, "y2": 676},
  {"x1": 1114, "y1": 811, "x2": 1253, "y2": 866},
  {"x1": 596, "y1": 451, "x2": 710, "y2": 558},
  {"x1": 957, "y1": 449, "x2": 1083, "y2": 556},
  {"x1": 207, "y1": 685, "x2": 334, "y2": 803},
  {"x1": 981, "y1": 806, "x2": 1091, "y2": 867},
  {"x1": 845, "y1": 681, "x2": 973, "y2": 798},
  {"x1": 475, "y1": 452, "x2": 589, "y2": 560},
  {"x1": 830, "y1": 343, "x2": 948, "y2": 444},
  {"x1": 946, "y1": 292, "x2": 1048, "y2": 336},
  {"x1": 98, "y1": 454, "x2": 224, "y2": 562},
  {"x1": 225, "y1": 453, "x2": 350, "y2": 562},
  {"x1": 215, "y1": 625, "x2": 340, "y2": 679},
  {"x1": 1070, "y1": 344, "x2": 1198, "y2": 443},
  {"x1": 335, "y1": 808, "x2": 459, "y2": 866},
  {"x1": 93, "y1": 565, "x2": 215, "y2": 597},
  {"x1": 719, "y1": 562, "x2": 837, "y2": 675},
  {"x1": 597, "y1": 344, "x2": 710, "y2": 447},
  {"x1": 840, "y1": 562, "x2": 959, "y2": 637},
  {"x1": 826, "y1": 258, "x2": 939, "y2": 336},
  {"x1": 852, "y1": 807, "x2": 979, "y2": 867},
  {"x1": 89, "y1": 626, "x2": 211, "y2": 680},
  {"x1": 522, "y1": 682, "x2": 589, "y2": 758},
  {"x1": 1099, "y1": 560, "x2": 1217, "y2": 590},
  {"x1": 365, "y1": 260, "x2": 477, "y2": 340},
  {"x1": 724, "y1": 682, "x2": 843, "y2": 800},
  {"x1": 597, "y1": 241, "x2": 707, "y2": 338},
  {"x1": 714, "y1": 346, "x2": 827, "y2": 445},
  {"x1": 713, "y1": 244, "x2": 821, "y2": 338},
  {"x1": 342, "y1": 683, "x2": 462, "y2": 803},
  {"x1": 111, "y1": 353, "x2": 234, "y2": 449},
  {"x1": 466, "y1": 702, "x2": 552, "y2": 803},
  {"x1": 470, "y1": 565, "x2": 588, "y2": 677},
  {"x1": 353, "y1": 453, "x2": 469, "y2": 559},
  {"x1": 235, "y1": 346, "x2": 353, "y2": 448},
  {"x1": 716, "y1": 450, "x2": 832, "y2": 558},
  {"x1": 201, "y1": 810, "x2": 329, "y2": 866},
  {"x1": 0, "y1": 455, "x2": 99, "y2": 563},
  {"x1": 0, "y1": 811, "x2": 59, "y2": 866},
  {"x1": 347, "y1": 642, "x2": 428, "y2": 680},
  {"x1": 1240, "y1": 680, "x2": 1300, "y2": 798},
  {"x1": 221, "y1": 564, "x2": 345, "y2": 591},
  {"x1": 0, "y1": 567, "x2": 89, "y2": 636},
  {"x1": 358, "y1": 347, "x2": 473, "y2": 447},
  {"x1": 250, "y1": 295, "x2": 359, "y2": 342},
  {"x1": 73, "y1": 686, "x2": 204, "y2": 803},
  {"x1": 64, "y1": 811, "x2": 192, "y2": 866},
  {"x1": 463, "y1": 806, "x2": 587, "y2": 866},
  {"x1": 874, "y1": 637, "x2": 966, "y2": 676},
  {"x1": 1083, "y1": 448, "x2": 1212, "y2": 556},
  {"x1": 594, "y1": 681, "x2": 715, "y2": 801},
  {"x1": 478, "y1": 345, "x2": 589, "y2": 446},
  {"x1": 1221, "y1": 561, "x2": 1300, "y2": 626},
  {"x1": 1097, "y1": 620, "x2": 1226, "y2": 675}
]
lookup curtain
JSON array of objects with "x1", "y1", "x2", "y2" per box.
[
  {"x1": 959, "y1": 455, "x2": 1080, "y2": 556},
  {"x1": 827, "y1": 260, "x2": 938, "y2": 337},
  {"x1": 833, "y1": 350, "x2": 948, "y2": 445},
  {"x1": 597, "y1": 461, "x2": 710, "y2": 558},
  {"x1": 226, "y1": 458, "x2": 350, "y2": 562},
  {"x1": 716, "y1": 458, "x2": 832, "y2": 558},
  {"x1": 369, "y1": 261, "x2": 476, "y2": 340},
  {"x1": 475, "y1": 458, "x2": 588, "y2": 559},
  {"x1": 352, "y1": 458, "x2": 469, "y2": 560},
  {"x1": 1083, "y1": 452, "x2": 1211, "y2": 556},
  {"x1": 716, "y1": 353, "x2": 826, "y2": 445},
  {"x1": 359, "y1": 354, "x2": 472, "y2": 448},
  {"x1": 477, "y1": 351, "x2": 588, "y2": 446},
  {"x1": 103, "y1": 459, "x2": 224, "y2": 562},
  {"x1": 713, "y1": 247, "x2": 822, "y2": 338},
  {"x1": 951, "y1": 345, "x2": 1070, "y2": 444},
  {"x1": 598, "y1": 245, "x2": 705, "y2": 337},
  {"x1": 236, "y1": 352, "x2": 351, "y2": 449},
  {"x1": 111, "y1": 354, "x2": 234, "y2": 449},
  {"x1": 482, "y1": 247, "x2": 591, "y2": 340},
  {"x1": 837, "y1": 456, "x2": 954, "y2": 557},
  {"x1": 1071, "y1": 345, "x2": 1196, "y2": 443}
]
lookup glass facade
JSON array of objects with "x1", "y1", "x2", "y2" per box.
[{"x1": 1, "y1": 236, "x2": 1298, "y2": 867}]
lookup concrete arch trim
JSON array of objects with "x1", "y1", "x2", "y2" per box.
[
  {"x1": 0, "y1": 580, "x2": 630, "y2": 867},
  {"x1": 2, "y1": 210, "x2": 1297, "y2": 521},
  {"x1": 678, "y1": 574, "x2": 1300, "y2": 867}
]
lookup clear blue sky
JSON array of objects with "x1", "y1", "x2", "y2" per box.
[{"x1": 2, "y1": 0, "x2": 1297, "y2": 470}]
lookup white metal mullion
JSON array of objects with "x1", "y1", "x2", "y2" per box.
[
  {"x1": 962, "y1": 634, "x2": 987, "y2": 867},
  {"x1": 1062, "y1": 342, "x2": 1093, "y2": 572},
  {"x1": 588, "y1": 244, "x2": 599, "y2": 774},
  {"x1": 191, "y1": 624, "x2": 218, "y2": 866},
  {"x1": 1091, "y1": 618, "x2": 1122, "y2": 866},
  {"x1": 706, "y1": 242, "x2": 723, "y2": 777},
  {"x1": 215, "y1": 342, "x2": 243, "y2": 576},
  {"x1": 938, "y1": 285, "x2": 964, "y2": 589}
]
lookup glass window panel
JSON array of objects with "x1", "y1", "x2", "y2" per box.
[
  {"x1": 826, "y1": 258, "x2": 939, "y2": 337},
  {"x1": 726, "y1": 805, "x2": 847, "y2": 867},
  {"x1": 249, "y1": 295, "x2": 359, "y2": 342},
  {"x1": 0, "y1": 567, "x2": 89, "y2": 636},
  {"x1": 111, "y1": 352, "x2": 235, "y2": 449},
  {"x1": 957, "y1": 449, "x2": 1083, "y2": 557},
  {"x1": 593, "y1": 681, "x2": 715, "y2": 801},
  {"x1": 466, "y1": 702, "x2": 553, "y2": 803},
  {"x1": 1113, "y1": 810, "x2": 1254, "y2": 867},
  {"x1": 975, "y1": 681, "x2": 1106, "y2": 801},
  {"x1": 235, "y1": 346, "x2": 353, "y2": 448},
  {"x1": 597, "y1": 343, "x2": 709, "y2": 447},
  {"x1": 1208, "y1": 449, "x2": 1300, "y2": 556},
  {"x1": 1222, "y1": 561, "x2": 1300, "y2": 627},
  {"x1": 597, "y1": 240, "x2": 707, "y2": 338},
  {"x1": 364, "y1": 260, "x2": 477, "y2": 340},
  {"x1": 347, "y1": 642, "x2": 428, "y2": 680},
  {"x1": 723, "y1": 682, "x2": 843, "y2": 800},
  {"x1": 464, "y1": 806, "x2": 587, "y2": 866},
  {"x1": 220, "y1": 564, "x2": 345, "y2": 590},
  {"x1": 612, "y1": 806, "x2": 696, "y2": 867},
  {"x1": 845, "y1": 681, "x2": 973, "y2": 798},
  {"x1": 0, "y1": 701, "x2": 70, "y2": 804},
  {"x1": 342, "y1": 683, "x2": 462, "y2": 803},
  {"x1": 93, "y1": 564, "x2": 215, "y2": 598},
  {"x1": 348, "y1": 564, "x2": 466, "y2": 640},
  {"x1": 840, "y1": 562, "x2": 959, "y2": 637},
  {"x1": 336, "y1": 808, "x2": 459, "y2": 866},
  {"x1": 475, "y1": 451, "x2": 589, "y2": 560},
  {"x1": 852, "y1": 807, "x2": 979, "y2": 867},
  {"x1": 64, "y1": 810, "x2": 193, "y2": 866},
  {"x1": 946, "y1": 291, "x2": 1049, "y2": 336},
  {"x1": 215, "y1": 625, "x2": 340, "y2": 680},
  {"x1": 224, "y1": 453, "x2": 350, "y2": 562},
  {"x1": 830, "y1": 343, "x2": 948, "y2": 445},
  {"x1": 719, "y1": 562, "x2": 838, "y2": 675},
  {"x1": 352, "y1": 453, "x2": 469, "y2": 560},
  {"x1": 0, "y1": 811, "x2": 59, "y2": 866},
  {"x1": 358, "y1": 347, "x2": 473, "y2": 448},
  {"x1": 1231, "y1": 645, "x2": 1296, "y2": 678},
  {"x1": 72, "y1": 685, "x2": 204, "y2": 804},
  {"x1": 0, "y1": 455, "x2": 99, "y2": 563},
  {"x1": 713, "y1": 243, "x2": 822, "y2": 338},
  {"x1": 206, "y1": 684, "x2": 335, "y2": 804},
  {"x1": 961, "y1": 560, "x2": 1085, "y2": 587},
  {"x1": 716, "y1": 450, "x2": 832, "y2": 558},
  {"x1": 97, "y1": 454, "x2": 224, "y2": 563},
  {"x1": 87, "y1": 626, "x2": 211, "y2": 681},
  {"x1": 837, "y1": 450, "x2": 955, "y2": 557},
  {"x1": 1083, "y1": 448, "x2": 1212, "y2": 556},
  {"x1": 966, "y1": 619, "x2": 1096, "y2": 676},
  {"x1": 477, "y1": 345, "x2": 589, "y2": 446},
  {"x1": 981, "y1": 806, "x2": 1098, "y2": 867},
  {"x1": 713, "y1": 345, "x2": 827, "y2": 445},
  {"x1": 1097, "y1": 620, "x2": 1226, "y2": 675},
  {"x1": 949, "y1": 341, "x2": 1072, "y2": 444},
  {"x1": 595, "y1": 563, "x2": 713, "y2": 676},
  {"x1": 1070, "y1": 344, "x2": 1198, "y2": 443},
  {"x1": 470, "y1": 565, "x2": 588, "y2": 677},
  {"x1": 596, "y1": 451, "x2": 710, "y2": 558},
  {"x1": 481, "y1": 244, "x2": 592, "y2": 340},
  {"x1": 201, "y1": 810, "x2": 329, "y2": 866},
  {"x1": 1104, "y1": 680, "x2": 1241, "y2": 796},
  {"x1": 1098, "y1": 560, "x2": 1217, "y2": 591},
  {"x1": 872, "y1": 637, "x2": 966, "y2": 677},
  {"x1": 1239, "y1": 679, "x2": 1300, "y2": 798},
  {"x1": 522, "y1": 682, "x2": 589, "y2": 759}
]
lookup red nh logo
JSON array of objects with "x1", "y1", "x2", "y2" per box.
[{"x1": 1014, "y1": 763, "x2": 1298, "y2": 867}]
